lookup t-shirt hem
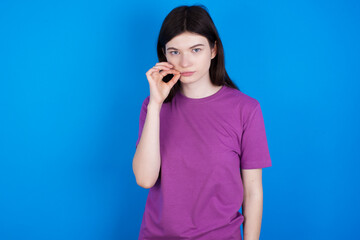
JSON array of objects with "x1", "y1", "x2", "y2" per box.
[{"x1": 241, "y1": 161, "x2": 272, "y2": 169}]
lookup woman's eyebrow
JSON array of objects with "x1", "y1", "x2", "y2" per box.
[{"x1": 166, "y1": 44, "x2": 204, "y2": 51}]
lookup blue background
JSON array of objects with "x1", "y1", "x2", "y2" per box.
[{"x1": 1, "y1": 0, "x2": 359, "y2": 239}]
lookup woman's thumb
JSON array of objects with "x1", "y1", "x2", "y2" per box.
[{"x1": 168, "y1": 74, "x2": 181, "y2": 88}]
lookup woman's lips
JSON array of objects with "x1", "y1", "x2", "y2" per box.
[{"x1": 181, "y1": 71, "x2": 195, "y2": 77}]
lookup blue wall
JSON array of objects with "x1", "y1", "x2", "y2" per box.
[{"x1": 1, "y1": 0, "x2": 359, "y2": 239}]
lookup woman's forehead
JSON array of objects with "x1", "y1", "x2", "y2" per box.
[{"x1": 166, "y1": 32, "x2": 208, "y2": 49}]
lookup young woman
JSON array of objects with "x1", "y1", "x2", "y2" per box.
[{"x1": 132, "y1": 4, "x2": 272, "y2": 240}]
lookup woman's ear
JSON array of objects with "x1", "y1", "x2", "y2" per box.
[{"x1": 211, "y1": 41, "x2": 217, "y2": 59}]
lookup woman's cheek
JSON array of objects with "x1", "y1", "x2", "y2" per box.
[{"x1": 167, "y1": 60, "x2": 178, "y2": 69}]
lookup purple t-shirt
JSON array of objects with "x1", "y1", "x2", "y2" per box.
[{"x1": 135, "y1": 85, "x2": 272, "y2": 240}]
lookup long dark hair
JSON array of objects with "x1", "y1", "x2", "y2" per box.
[{"x1": 156, "y1": 4, "x2": 241, "y2": 103}]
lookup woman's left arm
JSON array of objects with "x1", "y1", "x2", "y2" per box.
[{"x1": 241, "y1": 168, "x2": 263, "y2": 240}]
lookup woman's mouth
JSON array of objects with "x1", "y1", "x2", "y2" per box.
[{"x1": 181, "y1": 71, "x2": 195, "y2": 77}]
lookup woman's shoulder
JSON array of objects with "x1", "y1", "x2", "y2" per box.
[
  {"x1": 222, "y1": 87, "x2": 264, "y2": 127},
  {"x1": 223, "y1": 86, "x2": 260, "y2": 109}
]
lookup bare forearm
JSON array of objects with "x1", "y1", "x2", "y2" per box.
[
  {"x1": 242, "y1": 191, "x2": 263, "y2": 240},
  {"x1": 132, "y1": 102, "x2": 162, "y2": 188}
]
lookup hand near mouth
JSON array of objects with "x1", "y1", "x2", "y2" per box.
[{"x1": 146, "y1": 62, "x2": 181, "y2": 106}]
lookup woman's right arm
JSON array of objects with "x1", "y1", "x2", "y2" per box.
[
  {"x1": 132, "y1": 61, "x2": 180, "y2": 189},
  {"x1": 132, "y1": 101, "x2": 162, "y2": 189}
]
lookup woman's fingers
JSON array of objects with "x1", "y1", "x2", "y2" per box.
[
  {"x1": 155, "y1": 69, "x2": 179, "y2": 78},
  {"x1": 153, "y1": 65, "x2": 171, "y2": 72},
  {"x1": 146, "y1": 65, "x2": 166, "y2": 74},
  {"x1": 160, "y1": 69, "x2": 181, "y2": 76},
  {"x1": 146, "y1": 67, "x2": 159, "y2": 77},
  {"x1": 145, "y1": 62, "x2": 180, "y2": 85},
  {"x1": 148, "y1": 65, "x2": 171, "y2": 76},
  {"x1": 166, "y1": 72, "x2": 181, "y2": 88},
  {"x1": 148, "y1": 67, "x2": 180, "y2": 78},
  {"x1": 145, "y1": 62, "x2": 180, "y2": 105},
  {"x1": 146, "y1": 68, "x2": 166, "y2": 78},
  {"x1": 155, "y1": 62, "x2": 174, "y2": 68}
]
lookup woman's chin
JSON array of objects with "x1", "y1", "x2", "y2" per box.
[{"x1": 179, "y1": 76, "x2": 194, "y2": 83}]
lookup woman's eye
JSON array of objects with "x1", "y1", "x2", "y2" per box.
[{"x1": 169, "y1": 49, "x2": 201, "y2": 55}]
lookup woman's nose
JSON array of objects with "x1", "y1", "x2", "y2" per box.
[{"x1": 179, "y1": 54, "x2": 192, "y2": 68}]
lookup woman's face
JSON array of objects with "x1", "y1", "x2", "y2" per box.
[{"x1": 164, "y1": 32, "x2": 217, "y2": 84}]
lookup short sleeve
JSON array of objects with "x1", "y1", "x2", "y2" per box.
[
  {"x1": 135, "y1": 96, "x2": 150, "y2": 149},
  {"x1": 240, "y1": 102, "x2": 272, "y2": 169}
]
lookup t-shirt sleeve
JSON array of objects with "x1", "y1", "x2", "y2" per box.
[
  {"x1": 240, "y1": 101, "x2": 272, "y2": 169},
  {"x1": 135, "y1": 96, "x2": 150, "y2": 149}
]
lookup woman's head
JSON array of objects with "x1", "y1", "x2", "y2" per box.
[
  {"x1": 164, "y1": 31, "x2": 217, "y2": 88},
  {"x1": 156, "y1": 4, "x2": 240, "y2": 102}
]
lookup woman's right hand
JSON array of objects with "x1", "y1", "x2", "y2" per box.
[{"x1": 145, "y1": 62, "x2": 181, "y2": 106}]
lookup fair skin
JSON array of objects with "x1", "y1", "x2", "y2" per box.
[
  {"x1": 241, "y1": 168, "x2": 264, "y2": 240},
  {"x1": 132, "y1": 31, "x2": 264, "y2": 240},
  {"x1": 163, "y1": 31, "x2": 222, "y2": 98}
]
